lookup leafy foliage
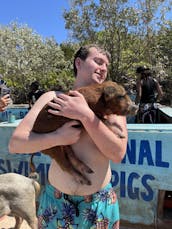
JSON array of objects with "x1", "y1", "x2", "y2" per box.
[
  {"x1": 62, "y1": 0, "x2": 172, "y2": 104},
  {"x1": 64, "y1": 0, "x2": 172, "y2": 82},
  {"x1": 1, "y1": 1, "x2": 172, "y2": 105},
  {"x1": 0, "y1": 22, "x2": 74, "y2": 103}
]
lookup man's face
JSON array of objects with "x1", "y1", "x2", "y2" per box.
[{"x1": 77, "y1": 47, "x2": 109, "y2": 85}]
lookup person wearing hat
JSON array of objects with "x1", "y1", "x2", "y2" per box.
[{"x1": 135, "y1": 66, "x2": 163, "y2": 123}]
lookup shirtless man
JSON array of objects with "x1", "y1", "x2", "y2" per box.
[{"x1": 9, "y1": 44, "x2": 128, "y2": 228}]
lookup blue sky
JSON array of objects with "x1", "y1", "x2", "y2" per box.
[
  {"x1": 1, "y1": 0, "x2": 171, "y2": 44},
  {"x1": 0, "y1": 0, "x2": 70, "y2": 44}
]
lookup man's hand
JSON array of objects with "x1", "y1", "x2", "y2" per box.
[
  {"x1": 47, "y1": 90, "x2": 91, "y2": 121},
  {"x1": 0, "y1": 94, "x2": 10, "y2": 112},
  {"x1": 55, "y1": 120, "x2": 82, "y2": 145}
]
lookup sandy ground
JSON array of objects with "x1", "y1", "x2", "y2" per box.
[
  {"x1": 1, "y1": 217, "x2": 130, "y2": 229},
  {"x1": 0, "y1": 216, "x2": 31, "y2": 229},
  {"x1": 0, "y1": 216, "x2": 132, "y2": 229}
]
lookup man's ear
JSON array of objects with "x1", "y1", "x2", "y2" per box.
[
  {"x1": 103, "y1": 86, "x2": 117, "y2": 101},
  {"x1": 75, "y1": 57, "x2": 82, "y2": 69}
]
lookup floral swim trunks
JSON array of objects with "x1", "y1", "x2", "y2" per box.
[{"x1": 37, "y1": 183, "x2": 120, "y2": 229}]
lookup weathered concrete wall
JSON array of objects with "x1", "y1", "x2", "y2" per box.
[
  {"x1": 0, "y1": 105, "x2": 28, "y2": 122},
  {"x1": 111, "y1": 124, "x2": 172, "y2": 226},
  {"x1": 0, "y1": 121, "x2": 172, "y2": 227}
]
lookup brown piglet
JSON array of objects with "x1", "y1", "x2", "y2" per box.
[{"x1": 31, "y1": 81, "x2": 138, "y2": 185}]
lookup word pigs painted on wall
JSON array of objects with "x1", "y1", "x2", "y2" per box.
[{"x1": 111, "y1": 140, "x2": 170, "y2": 202}]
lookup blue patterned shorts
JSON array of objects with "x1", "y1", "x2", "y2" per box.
[{"x1": 38, "y1": 183, "x2": 120, "y2": 229}]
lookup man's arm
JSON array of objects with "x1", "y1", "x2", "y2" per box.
[
  {"x1": 155, "y1": 80, "x2": 163, "y2": 101},
  {"x1": 9, "y1": 91, "x2": 82, "y2": 154},
  {"x1": 135, "y1": 79, "x2": 142, "y2": 105},
  {"x1": 48, "y1": 90, "x2": 128, "y2": 163},
  {"x1": 81, "y1": 112, "x2": 128, "y2": 163}
]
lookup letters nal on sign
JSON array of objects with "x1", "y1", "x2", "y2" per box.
[{"x1": 111, "y1": 128, "x2": 172, "y2": 224}]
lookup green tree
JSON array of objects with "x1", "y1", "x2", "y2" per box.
[
  {"x1": 0, "y1": 22, "x2": 73, "y2": 103},
  {"x1": 64, "y1": 0, "x2": 172, "y2": 82}
]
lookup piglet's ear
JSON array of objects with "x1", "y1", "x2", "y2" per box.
[{"x1": 103, "y1": 86, "x2": 117, "y2": 101}]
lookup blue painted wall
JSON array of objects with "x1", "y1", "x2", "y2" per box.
[
  {"x1": 0, "y1": 120, "x2": 172, "y2": 225},
  {"x1": 0, "y1": 106, "x2": 28, "y2": 121},
  {"x1": 111, "y1": 125, "x2": 172, "y2": 225}
]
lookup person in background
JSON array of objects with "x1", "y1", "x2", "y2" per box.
[
  {"x1": 28, "y1": 81, "x2": 45, "y2": 109},
  {"x1": 0, "y1": 77, "x2": 11, "y2": 112},
  {"x1": 135, "y1": 66, "x2": 163, "y2": 105},
  {"x1": 9, "y1": 44, "x2": 128, "y2": 228},
  {"x1": 135, "y1": 66, "x2": 163, "y2": 123}
]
